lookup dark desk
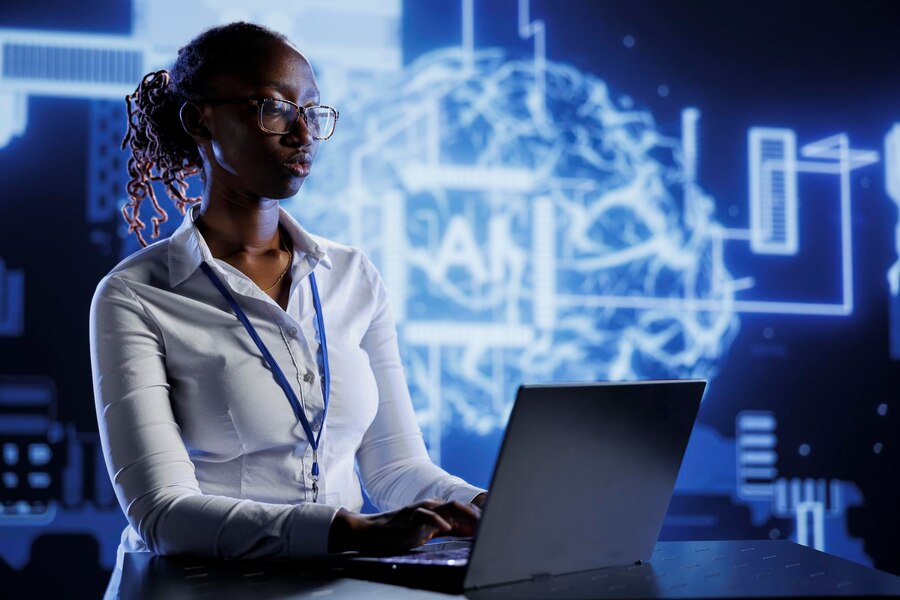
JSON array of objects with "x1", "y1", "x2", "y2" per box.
[
  {"x1": 118, "y1": 551, "x2": 450, "y2": 599},
  {"x1": 117, "y1": 540, "x2": 900, "y2": 599}
]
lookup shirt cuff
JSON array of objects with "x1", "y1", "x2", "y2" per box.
[
  {"x1": 286, "y1": 502, "x2": 340, "y2": 559},
  {"x1": 444, "y1": 484, "x2": 488, "y2": 505}
]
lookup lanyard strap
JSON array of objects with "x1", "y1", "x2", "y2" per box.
[{"x1": 199, "y1": 261, "x2": 330, "y2": 501}]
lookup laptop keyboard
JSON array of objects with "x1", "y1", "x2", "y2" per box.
[{"x1": 381, "y1": 546, "x2": 470, "y2": 565}]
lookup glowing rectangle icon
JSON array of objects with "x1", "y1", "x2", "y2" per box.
[
  {"x1": 0, "y1": 30, "x2": 148, "y2": 99},
  {"x1": 749, "y1": 128, "x2": 798, "y2": 255},
  {"x1": 885, "y1": 124, "x2": 900, "y2": 359},
  {"x1": 0, "y1": 259, "x2": 24, "y2": 337},
  {"x1": 736, "y1": 410, "x2": 778, "y2": 499}
]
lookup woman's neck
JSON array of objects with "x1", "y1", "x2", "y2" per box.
[{"x1": 194, "y1": 193, "x2": 283, "y2": 259}]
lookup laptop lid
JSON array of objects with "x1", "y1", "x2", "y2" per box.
[{"x1": 463, "y1": 380, "x2": 705, "y2": 590}]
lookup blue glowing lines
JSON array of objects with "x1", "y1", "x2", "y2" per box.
[
  {"x1": 462, "y1": 0, "x2": 474, "y2": 71},
  {"x1": 736, "y1": 411, "x2": 778, "y2": 501},
  {"x1": 517, "y1": 0, "x2": 546, "y2": 117},
  {"x1": 0, "y1": 90, "x2": 27, "y2": 149},
  {"x1": 732, "y1": 411, "x2": 864, "y2": 556},
  {"x1": 749, "y1": 128, "x2": 798, "y2": 255},
  {"x1": 795, "y1": 500, "x2": 826, "y2": 552},
  {"x1": 304, "y1": 44, "x2": 741, "y2": 450},
  {"x1": 0, "y1": 259, "x2": 24, "y2": 337},
  {"x1": 714, "y1": 129, "x2": 877, "y2": 317},
  {"x1": 885, "y1": 124, "x2": 900, "y2": 358},
  {"x1": 543, "y1": 118, "x2": 880, "y2": 321},
  {"x1": 0, "y1": 29, "x2": 146, "y2": 100},
  {"x1": 774, "y1": 478, "x2": 852, "y2": 554},
  {"x1": 0, "y1": 30, "x2": 145, "y2": 94},
  {"x1": 0, "y1": 29, "x2": 145, "y2": 149},
  {"x1": 0, "y1": 378, "x2": 122, "y2": 568},
  {"x1": 572, "y1": 118, "x2": 880, "y2": 318},
  {"x1": 0, "y1": 378, "x2": 59, "y2": 518},
  {"x1": 0, "y1": 0, "x2": 405, "y2": 150}
]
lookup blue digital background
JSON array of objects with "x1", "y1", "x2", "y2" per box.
[{"x1": 1, "y1": 1, "x2": 898, "y2": 597}]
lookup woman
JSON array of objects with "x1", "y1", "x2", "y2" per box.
[{"x1": 90, "y1": 21, "x2": 487, "y2": 581}]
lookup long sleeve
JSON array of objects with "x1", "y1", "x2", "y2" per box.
[
  {"x1": 90, "y1": 274, "x2": 337, "y2": 558},
  {"x1": 355, "y1": 260, "x2": 486, "y2": 511}
]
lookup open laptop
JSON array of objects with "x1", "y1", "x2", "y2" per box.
[{"x1": 322, "y1": 380, "x2": 706, "y2": 594}]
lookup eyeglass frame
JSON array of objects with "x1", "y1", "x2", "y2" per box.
[{"x1": 190, "y1": 97, "x2": 340, "y2": 140}]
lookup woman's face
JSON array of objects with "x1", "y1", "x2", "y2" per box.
[{"x1": 199, "y1": 38, "x2": 321, "y2": 201}]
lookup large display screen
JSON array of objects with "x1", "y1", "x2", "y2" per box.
[{"x1": 1, "y1": 0, "x2": 897, "y2": 594}]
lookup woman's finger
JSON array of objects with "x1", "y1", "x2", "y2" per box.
[
  {"x1": 442, "y1": 500, "x2": 480, "y2": 520},
  {"x1": 411, "y1": 498, "x2": 445, "y2": 511},
  {"x1": 433, "y1": 501, "x2": 480, "y2": 534},
  {"x1": 412, "y1": 507, "x2": 454, "y2": 533},
  {"x1": 397, "y1": 508, "x2": 451, "y2": 546}
]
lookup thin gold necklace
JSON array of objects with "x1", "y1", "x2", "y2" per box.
[{"x1": 263, "y1": 228, "x2": 292, "y2": 292}]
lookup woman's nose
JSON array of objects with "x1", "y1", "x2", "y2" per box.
[{"x1": 285, "y1": 110, "x2": 314, "y2": 145}]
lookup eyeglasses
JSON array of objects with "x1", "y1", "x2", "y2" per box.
[{"x1": 195, "y1": 97, "x2": 339, "y2": 140}]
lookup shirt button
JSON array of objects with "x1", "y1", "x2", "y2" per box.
[
  {"x1": 303, "y1": 371, "x2": 315, "y2": 384},
  {"x1": 287, "y1": 327, "x2": 298, "y2": 337}
]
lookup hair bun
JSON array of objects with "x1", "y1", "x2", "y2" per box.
[{"x1": 121, "y1": 22, "x2": 289, "y2": 248}]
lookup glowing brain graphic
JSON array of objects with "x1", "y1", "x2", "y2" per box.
[{"x1": 302, "y1": 48, "x2": 738, "y2": 434}]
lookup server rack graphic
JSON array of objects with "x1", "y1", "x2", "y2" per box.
[{"x1": 1, "y1": 378, "x2": 65, "y2": 521}]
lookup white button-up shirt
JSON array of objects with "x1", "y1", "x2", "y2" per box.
[{"x1": 90, "y1": 202, "x2": 484, "y2": 561}]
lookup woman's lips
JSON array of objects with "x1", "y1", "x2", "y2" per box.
[
  {"x1": 283, "y1": 153, "x2": 311, "y2": 177},
  {"x1": 282, "y1": 162, "x2": 310, "y2": 177}
]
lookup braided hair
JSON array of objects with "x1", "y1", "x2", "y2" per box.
[{"x1": 121, "y1": 22, "x2": 289, "y2": 247}]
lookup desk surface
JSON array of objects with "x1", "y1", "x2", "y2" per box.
[{"x1": 117, "y1": 540, "x2": 900, "y2": 599}]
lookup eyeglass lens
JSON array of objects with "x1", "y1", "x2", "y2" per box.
[{"x1": 260, "y1": 99, "x2": 335, "y2": 138}]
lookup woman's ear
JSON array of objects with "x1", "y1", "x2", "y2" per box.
[{"x1": 179, "y1": 101, "x2": 211, "y2": 142}]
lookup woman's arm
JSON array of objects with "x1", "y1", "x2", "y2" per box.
[
  {"x1": 90, "y1": 274, "x2": 337, "y2": 558},
  {"x1": 355, "y1": 258, "x2": 487, "y2": 511}
]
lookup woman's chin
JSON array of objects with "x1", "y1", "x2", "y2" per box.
[{"x1": 262, "y1": 178, "x2": 308, "y2": 200}]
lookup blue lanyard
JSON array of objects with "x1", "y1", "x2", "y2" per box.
[{"x1": 199, "y1": 262, "x2": 330, "y2": 503}]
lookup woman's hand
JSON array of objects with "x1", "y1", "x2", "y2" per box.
[
  {"x1": 471, "y1": 492, "x2": 488, "y2": 509},
  {"x1": 328, "y1": 499, "x2": 481, "y2": 554}
]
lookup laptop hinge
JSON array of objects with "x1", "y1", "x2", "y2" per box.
[{"x1": 529, "y1": 572, "x2": 553, "y2": 581}]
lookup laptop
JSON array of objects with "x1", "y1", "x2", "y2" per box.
[{"x1": 322, "y1": 380, "x2": 706, "y2": 594}]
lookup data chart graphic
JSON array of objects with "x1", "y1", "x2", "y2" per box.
[{"x1": 0, "y1": 0, "x2": 896, "y2": 582}]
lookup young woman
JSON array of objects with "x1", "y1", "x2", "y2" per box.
[{"x1": 90, "y1": 21, "x2": 486, "y2": 582}]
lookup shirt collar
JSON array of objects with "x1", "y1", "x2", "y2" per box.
[{"x1": 168, "y1": 202, "x2": 332, "y2": 288}]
